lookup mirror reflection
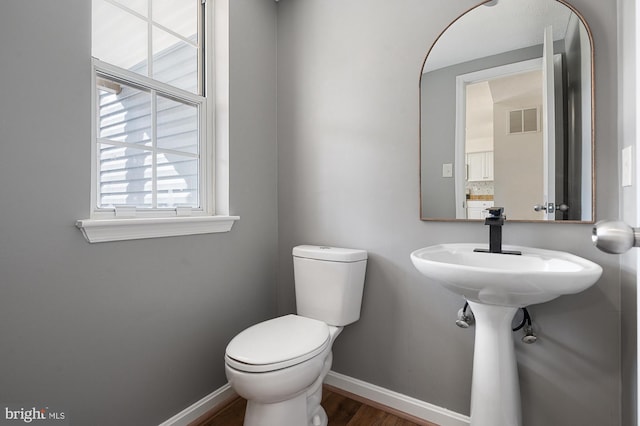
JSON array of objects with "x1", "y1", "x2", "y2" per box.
[{"x1": 420, "y1": 0, "x2": 594, "y2": 222}]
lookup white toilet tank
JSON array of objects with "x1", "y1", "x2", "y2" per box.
[{"x1": 292, "y1": 245, "x2": 367, "y2": 326}]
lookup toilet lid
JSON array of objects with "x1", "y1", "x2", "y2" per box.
[{"x1": 225, "y1": 314, "x2": 330, "y2": 373}]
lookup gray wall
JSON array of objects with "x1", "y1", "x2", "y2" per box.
[
  {"x1": 618, "y1": 0, "x2": 637, "y2": 424},
  {"x1": 0, "y1": 1, "x2": 277, "y2": 425},
  {"x1": 277, "y1": 0, "x2": 621, "y2": 424}
]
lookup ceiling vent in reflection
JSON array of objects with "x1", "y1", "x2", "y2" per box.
[{"x1": 508, "y1": 107, "x2": 539, "y2": 134}]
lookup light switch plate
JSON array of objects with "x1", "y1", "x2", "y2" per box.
[
  {"x1": 442, "y1": 163, "x2": 453, "y2": 178},
  {"x1": 622, "y1": 146, "x2": 633, "y2": 187}
]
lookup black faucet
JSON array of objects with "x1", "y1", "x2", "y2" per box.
[{"x1": 474, "y1": 207, "x2": 521, "y2": 255}]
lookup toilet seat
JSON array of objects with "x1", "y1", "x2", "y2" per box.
[{"x1": 225, "y1": 314, "x2": 330, "y2": 373}]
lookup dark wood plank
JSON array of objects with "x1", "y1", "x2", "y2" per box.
[
  {"x1": 322, "y1": 390, "x2": 363, "y2": 425},
  {"x1": 380, "y1": 415, "x2": 424, "y2": 426},
  {"x1": 348, "y1": 404, "x2": 389, "y2": 425},
  {"x1": 324, "y1": 385, "x2": 438, "y2": 426},
  {"x1": 192, "y1": 397, "x2": 245, "y2": 426}
]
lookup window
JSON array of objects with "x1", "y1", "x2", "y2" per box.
[
  {"x1": 77, "y1": 0, "x2": 237, "y2": 243},
  {"x1": 508, "y1": 107, "x2": 540, "y2": 134}
]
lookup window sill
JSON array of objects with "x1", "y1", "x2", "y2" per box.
[{"x1": 76, "y1": 215, "x2": 240, "y2": 243}]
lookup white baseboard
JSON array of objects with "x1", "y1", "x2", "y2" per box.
[
  {"x1": 159, "y1": 371, "x2": 470, "y2": 426},
  {"x1": 324, "y1": 371, "x2": 471, "y2": 426},
  {"x1": 158, "y1": 383, "x2": 237, "y2": 426}
]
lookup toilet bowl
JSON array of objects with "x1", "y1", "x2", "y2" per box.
[
  {"x1": 225, "y1": 315, "x2": 342, "y2": 426},
  {"x1": 224, "y1": 245, "x2": 367, "y2": 426}
]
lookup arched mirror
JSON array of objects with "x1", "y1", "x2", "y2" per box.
[{"x1": 420, "y1": 0, "x2": 594, "y2": 222}]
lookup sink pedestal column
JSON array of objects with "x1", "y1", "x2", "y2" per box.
[{"x1": 467, "y1": 301, "x2": 521, "y2": 426}]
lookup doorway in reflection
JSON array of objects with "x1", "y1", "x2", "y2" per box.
[{"x1": 462, "y1": 69, "x2": 544, "y2": 221}]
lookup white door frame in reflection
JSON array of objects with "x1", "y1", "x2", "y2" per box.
[{"x1": 454, "y1": 57, "x2": 547, "y2": 219}]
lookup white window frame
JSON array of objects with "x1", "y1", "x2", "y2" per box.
[
  {"x1": 77, "y1": 0, "x2": 237, "y2": 243},
  {"x1": 91, "y1": 59, "x2": 211, "y2": 218}
]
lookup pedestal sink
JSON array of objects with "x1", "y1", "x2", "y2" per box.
[{"x1": 410, "y1": 243, "x2": 602, "y2": 426}]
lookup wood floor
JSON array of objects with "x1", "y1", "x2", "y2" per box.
[{"x1": 193, "y1": 385, "x2": 437, "y2": 426}]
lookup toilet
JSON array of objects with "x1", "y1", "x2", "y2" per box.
[{"x1": 224, "y1": 245, "x2": 368, "y2": 426}]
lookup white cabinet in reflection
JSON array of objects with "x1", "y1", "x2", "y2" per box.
[
  {"x1": 466, "y1": 200, "x2": 494, "y2": 220},
  {"x1": 466, "y1": 151, "x2": 494, "y2": 181}
]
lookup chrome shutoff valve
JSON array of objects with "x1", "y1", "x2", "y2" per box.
[
  {"x1": 522, "y1": 325, "x2": 537, "y2": 344},
  {"x1": 455, "y1": 302, "x2": 474, "y2": 328}
]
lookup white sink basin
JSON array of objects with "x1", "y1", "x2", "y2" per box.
[
  {"x1": 410, "y1": 243, "x2": 602, "y2": 307},
  {"x1": 410, "y1": 243, "x2": 602, "y2": 426}
]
